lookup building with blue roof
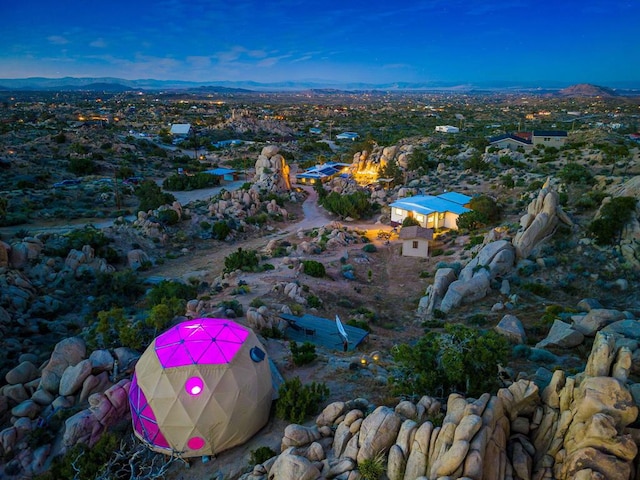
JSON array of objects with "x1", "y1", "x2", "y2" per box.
[
  {"x1": 295, "y1": 162, "x2": 351, "y2": 185},
  {"x1": 390, "y1": 193, "x2": 472, "y2": 230}
]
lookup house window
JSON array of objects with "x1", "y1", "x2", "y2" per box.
[
  {"x1": 415, "y1": 214, "x2": 424, "y2": 222},
  {"x1": 395, "y1": 208, "x2": 404, "y2": 216},
  {"x1": 412, "y1": 241, "x2": 419, "y2": 249}
]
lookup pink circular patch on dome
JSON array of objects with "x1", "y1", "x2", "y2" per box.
[
  {"x1": 187, "y1": 436, "x2": 206, "y2": 450},
  {"x1": 185, "y1": 376, "x2": 204, "y2": 396}
]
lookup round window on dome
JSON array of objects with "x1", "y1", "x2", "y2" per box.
[{"x1": 185, "y1": 376, "x2": 204, "y2": 396}]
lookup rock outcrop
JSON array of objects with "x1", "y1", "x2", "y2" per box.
[
  {"x1": 253, "y1": 145, "x2": 291, "y2": 193},
  {"x1": 241, "y1": 331, "x2": 639, "y2": 480},
  {"x1": 513, "y1": 177, "x2": 573, "y2": 260}
]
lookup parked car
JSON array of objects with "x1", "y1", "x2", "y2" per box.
[{"x1": 53, "y1": 179, "x2": 81, "y2": 187}]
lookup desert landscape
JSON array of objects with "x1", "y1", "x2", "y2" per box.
[{"x1": 0, "y1": 85, "x2": 639, "y2": 479}]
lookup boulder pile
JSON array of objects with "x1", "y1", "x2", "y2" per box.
[{"x1": 242, "y1": 331, "x2": 639, "y2": 480}]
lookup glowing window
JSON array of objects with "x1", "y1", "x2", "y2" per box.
[
  {"x1": 187, "y1": 436, "x2": 205, "y2": 450},
  {"x1": 185, "y1": 377, "x2": 204, "y2": 396},
  {"x1": 394, "y1": 208, "x2": 403, "y2": 216},
  {"x1": 415, "y1": 214, "x2": 424, "y2": 222}
]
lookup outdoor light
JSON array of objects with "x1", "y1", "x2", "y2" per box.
[
  {"x1": 187, "y1": 436, "x2": 205, "y2": 450},
  {"x1": 360, "y1": 356, "x2": 368, "y2": 366},
  {"x1": 371, "y1": 352, "x2": 381, "y2": 363},
  {"x1": 185, "y1": 376, "x2": 204, "y2": 396}
]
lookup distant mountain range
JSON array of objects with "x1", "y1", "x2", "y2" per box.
[{"x1": 0, "y1": 77, "x2": 639, "y2": 95}]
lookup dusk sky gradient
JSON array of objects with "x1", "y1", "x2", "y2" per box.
[{"x1": 2, "y1": 0, "x2": 639, "y2": 86}]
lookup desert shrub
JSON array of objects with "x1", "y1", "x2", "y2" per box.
[
  {"x1": 135, "y1": 180, "x2": 176, "y2": 212},
  {"x1": 219, "y1": 299, "x2": 243, "y2": 317},
  {"x1": 558, "y1": 163, "x2": 595, "y2": 185},
  {"x1": 431, "y1": 248, "x2": 445, "y2": 256},
  {"x1": 362, "y1": 243, "x2": 377, "y2": 253},
  {"x1": 307, "y1": 294, "x2": 322, "y2": 309},
  {"x1": 588, "y1": 196, "x2": 637, "y2": 246},
  {"x1": 290, "y1": 341, "x2": 317, "y2": 366},
  {"x1": 250, "y1": 298, "x2": 266, "y2": 308},
  {"x1": 521, "y1": 282, "x2": 551, "y2": 297},
  {"x1": 156, "y1": 208, "x2": 179, "y2": 226},
  {"x1": 35, "y1": 431, "x2": 120, "y2": 480},
  {"x1": 302, "y1": 259, "x2": 326, "y2": 277},
  {"x1": 276, "y1": 377, "x2": 329, "y2": 424},
  {"x1": 527, "y1": 180, "x2": 544, "y2": 192},
  {"x1": 212, "y1": 220, "x2": 232, "y2": 240},
  {"x1": 463, "y1": 154, "x2": 489, "y2": 172},
  {"x1": 145, "y1": 303, "x2": 175, "y2": 332},
  {"x1": 249, "y1": 446, "x2": 277, "y2": 467},
  {"x1": 390, "y1": 323, "x2": 510, "y2": 398},
  {"x1": 89, "y1": 269, "x2": 145, "y2": 311},
  {"x1": 146, "y1": 280, "x2": 197, "y2": 307},
  {"x1": 68, "y1": 156, "x2": 97, "y2": 175},
  {"x1": 320, "y1": 191, "x2": 374, "y2": 219},
  {"x1": 500, "y1": 174, "x2": 515, "y2": 188},
  {"x1": 86, "y1": 307, "x2": 142, "y2": 351},
  {"x1": 359, "y1": 452, "x2": 386, "y2": 480},
  {"x1": 402, "y1": 216, "x2": 421, "y2": 227},
  {"x1": 224, "y1": 248, "x2": 260, "y2": 273},
  {"x1": 469, "y1": 195, "x2": 501, "y2": 222}
]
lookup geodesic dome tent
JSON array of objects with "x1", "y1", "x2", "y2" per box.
[{"x1": 128, "y1": 318, "x2": 274, "y2": 457}]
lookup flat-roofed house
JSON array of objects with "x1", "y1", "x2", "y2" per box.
[
  {"x1": 399, "y1": 225, "x2": 434, "y2": 258},
  {"x1": 532, "y1": 130, "x2": 567, "y2": 148},
  {"x1": 295, "y1": 162, "x2": 351, "y2": 184},
  {"x1": 170, "y1": 123, "x2": 191, "y2": 136},
  {"x1": 390, "y1": 192, "x2": 471, "y2": 230},
  {"x1": 435, "y1": 125, "x2": 460, "y2": 133},
  {"x1": 488, "y1": 133, "x2": 533, "y2": 151}
]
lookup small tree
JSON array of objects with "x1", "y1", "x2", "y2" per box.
[
  {"x1": 135, "y1": 180, "x2": 176, "y2": 212},
  {"x1": 276, "y1": 377, "x2": 329, "y2": 423},
  {"x1": 224, "y1": 247, "x2": 260, "y2": 273},
  {"x1": 588, "y1": 196, "x2": 637, "y2": 246},
  {"x1": 390, "y1": 323, "x2": 510, "y2": 398},
  {"x1": 302, "y1": 259, "x2": 326, "y2": 277}
]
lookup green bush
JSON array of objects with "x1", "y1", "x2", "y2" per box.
[
  {"x1": 156, "y1": 208, "x2": 179, "y2": 225},
  {"x1": 146, "y1": 280, "x2": 197, "y2": 307},
  {"x1": 302, "y1": 259, "x2": 326, "y2": 278},
  {"x1": 290, "y1": 341, "x2": 317, "y2": 366},
  {"x1": 162, "y1": 172, "x2": 220, "y2": 191},
  {"x1": 558, "y1": 163, "x2": 595, "y2": 185},
  {"x1": 320, "y1": 190, "x2": 375, "y2": 219},
  {"x1": 249, "y1": 446, "x2": 277, "y2": 466},
  {"x1": 362, "y1": 243, "x2": 377, "y2": 253},
  {"x1": 135, "y1": 180, "x2": 176, "y2": 212},
  {"x1": 390, "y1": 323, "x2": 510, "y2": 398},
  {"x1": 34, "y1": 431, "x2": 120, "y2": 480},
  {"x1": 588, "y1": 196, "x2": 637, "y2": 245},
  {"x1": 307, "y1": 294, "x2": 322, "y2": 309},
  {"x1": 402, "y1": 216, "x2": 421, "y2": 227},
  {"x1": 359, "y1": 453, "x2": 386, "y2": 480},
  {"x1": 224, "y1": 248, "x2": 260, "y2": 273},
  {"x1": 212, "y1": 220, "x2": 232, "y2": 240},
  {"x1": 276, "y1": 377, "x2": 329, "y2": 423},
  {"x1": 69, "y1": 156, "x2": 97, "y2": 175}
]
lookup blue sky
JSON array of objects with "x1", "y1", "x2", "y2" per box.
[{"x1": 2, "y1": 0, "x2": 639, "y2": 86}]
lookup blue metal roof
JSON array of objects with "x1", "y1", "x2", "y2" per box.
[
  {"x1": 390, "y1": 195, "x2": 471, "y2": 215},
  {"x1": 203, "y1": 168, "x2": 237, "y2": 176},
  {"x1": 437, "y1": 192, "x2": 471, "y2": 205},
  {"x1": 280, "y1": 313, "x2": 369, "y2": 351}
]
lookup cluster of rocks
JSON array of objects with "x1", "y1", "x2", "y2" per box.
[
  {"x1": 242, "y1": 331, "x2": 638, "y2": 480},
  {"x1": 604, "y1": 175, "x2": 640, "y2": 268},
  {"x1": 206, "y1": 187, "x2": 289, "y2": 224},
  {"x1": 0, "y1": 336, "x2": 138, "y2": 477},
  {"x1": 253, "y1": 145, "x2": 291, "y2": 193},
  {"x1": 419, "y1": 179, "x2": 574, "y2": 318},
  {"x1": 513, "y1": 178, "x2": 573, "y2": 260},
  {"x1": 351, "y1": 144, "x2": 415, "y2": 176}
]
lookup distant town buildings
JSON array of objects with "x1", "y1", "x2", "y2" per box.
[
  {"x1": 169, "y1": 123, "x2": 191, "y2": 136},
  {"x1": 335, "y1": 132, "x2": 359, "y2": 141},
  {"x1": 435, "y1": 125, "x2": 459, "y2": 134}
]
